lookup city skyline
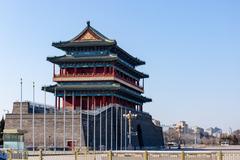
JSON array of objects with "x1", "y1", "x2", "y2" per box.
[{"x1": 0, "y1": 1, "x2": 239, "y2": 131}]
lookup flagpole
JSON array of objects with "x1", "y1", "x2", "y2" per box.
[
  {"x1": 120, "y1": 106, "x2": 123, "y2": 150},
  {"x1": 87, "y1": 97, "x2": 89, "y2": 149},
  {"x1": 44, "y1": 86, "x2": 46, "y2": 152},
  {"x1": 124, "y1": 108, "x2": 127, "y2": 150},
  {"x1": 20, "y1": 78, "x2": 23, "y2": 130},
  {"x1": 79, "y1": 96, "x2": 82, "y2": 150},
  {"x1": 63, "y1": 90, "x2": 66, "y2": 151},
  {"x1": 111, "y1": 103, "x2": 113, "y2": 150},
  {"x1": 116, "y1": 106, "x2": 118, "y2": 150},
  {"x1": 105, "y1": 98, "x2": 108, "y2": 150},
  {"x1": 54, "y1": 87, "x2": 57, "y2": 152},
  {"x1": 72, "y1": 92, "x2": 74, "y2": 150},
  {"x1": 93, "y1": 97, "x2": 96, "y2": 151},
  {"x1": 32, "y1": 82, "x2": 35, "y2": 152},
  {"x1": 99, "y1": 100, "x2": 102, "y2": 151}
]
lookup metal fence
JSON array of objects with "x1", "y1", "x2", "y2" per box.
[{"x1": 5, "y1": 149, "x2": 240, "y2": 160}]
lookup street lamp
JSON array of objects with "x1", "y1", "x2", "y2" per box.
[{"x1": 123, "y1": 111, "x2": 137, "y2": 150}]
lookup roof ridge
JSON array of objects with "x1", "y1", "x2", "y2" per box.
[{"x1": 70, "y1": 21, "x2": 115, "y2": 43}]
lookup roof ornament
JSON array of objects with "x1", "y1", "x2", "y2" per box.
[{"x1": 87, "y1": 21, "x2": 90, "y2": 27}]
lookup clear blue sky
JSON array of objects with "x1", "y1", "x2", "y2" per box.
[{"x1": 0, "y1": 1, "x2": 239, "y2": 131}]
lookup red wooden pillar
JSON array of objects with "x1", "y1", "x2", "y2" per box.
[
  {"x1": 74, "y1": 68, "x2": 77, "y2": 76},
  {"x1": 113, "y1": 67, "x2": 115, "y2": 76},
  {"x1": 92, "y1": 97, "x2": 94, "y2": 110},
  {"x1": 94, "y1": 96, "x2": 96, "y2": 110},
  {"x1": 117, "y1": 97, "x2": 119, "y2": 104},
  {"x1": 62, "y1": 94, "x2": 66, "y2": 110},
  {"x1": 58, "y1": 97, "x2": 60, "y2": 110},
  {"x1": 111, "y1": 96, "x2": 114, "y2": 104},
  {"x1": 93, "y1": 67, "x2": 96, "y2": 75},
  {"x1": 103, "y1": 96, "x2": 106, "y2": 106},
  {"x1": 103, "y1": 67, "x2": 106, "y2": 75}
]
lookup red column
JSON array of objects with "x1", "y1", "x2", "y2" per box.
[
  {"x1": 103, "y1": 96, "x2": 105, "y2": 106},
  {"x1": 74, "y1": 68, "x2": 77, "y2": 76},
  {"x1": 111, "y1": 96, "x2": 114, "y2": 104},
  {"x1": 113, "y1": 67, "x2": 115, "y2": 76},
  {"x1": 58, "y1": 97, "x2": 60, "y2": 110},
  {"x1": 63, "y1": 92, "x2": 65, "y2": 110},
  {"x1": 93, "y1": 67, "x2": 96, "y2": 76},
  {"x1": 94, "y1": 97, "x2": 96, "y2": 110},
  {"x1": 87, "y1": 96, "x2": 89, "y2": 111},
  {"x1": 91, "y1": 97, "x2": 94, "y2": 110},
  {"x1": 103, "y1": 67, "x2": 106, "y2": 75}
]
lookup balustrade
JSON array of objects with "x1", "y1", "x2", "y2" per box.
[{"x1": 54, "y1": 69, "x2": 144, "y2": 90}]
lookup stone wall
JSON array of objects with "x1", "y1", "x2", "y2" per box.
[
  {"x1": 12, "y1": 102, "x2": 29, "y2": 114},
  {"x1": 5, "y1": 102, "x2": 164, "y2": 150},
  {"x1": 5, "y1": 113, "x2": 85, "y2": 148}
]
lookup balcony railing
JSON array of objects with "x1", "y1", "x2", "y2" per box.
[
  {"x1": 54, "y1": 73, "x2": 113, "y2": 77},
  {"x1": 53, "y1": 73, "x2": 144, "y2": 90},
  {"x1": 115, "y1": 74, "x2": 144, "y2": 90}
]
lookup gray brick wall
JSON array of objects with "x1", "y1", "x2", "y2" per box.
[{"x1": 5, "y1": 103, "x2": 164, "y2": 150}]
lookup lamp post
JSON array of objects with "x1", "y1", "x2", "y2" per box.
[{"x1": 123, "y1": 111, "x2": 137, "y2": 150}]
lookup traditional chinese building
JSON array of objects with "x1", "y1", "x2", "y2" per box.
[
  {"x1": 5, "y1": 22, "x2": 164, "y2": 150},
  {"x1": 46, "y1": 21, "x2": 151, "y2": 111}
]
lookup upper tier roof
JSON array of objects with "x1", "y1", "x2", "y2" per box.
[
  {"x1": 47, "y1": 54, "x2": 149, "y2": 78},
  {"x1": 52, "y1": 21, "x2": 145, "y2": 66}
]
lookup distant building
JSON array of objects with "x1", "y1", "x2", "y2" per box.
[
  {"x1": 206, "y1": 127, "x2": 222, "y2": 138},
  {"x1": 174, "y1": 121, "x2": 189, "y2": 134},
  {"x1": 213, "y1": 127, "x2": 222, "y2": 138},
  {"x1": 206, "y1": 127, "x2": 214, "y2": 136},
  {"x1": 191, "y1": 126, "x2": 205, "y2": 144},
  {"x1": 192, "y1": 126, "x2": 204, "y2": 135}
]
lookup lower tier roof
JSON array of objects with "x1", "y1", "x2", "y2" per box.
[{"x1": 42, "y1": 82, "x2": 151, "y2": 105}]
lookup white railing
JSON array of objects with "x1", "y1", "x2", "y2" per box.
[{"x1": 26, "y1": 150, "x2": 240, "y2": 160}]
